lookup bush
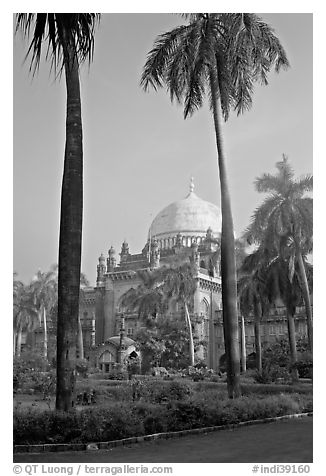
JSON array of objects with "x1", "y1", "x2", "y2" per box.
[
  {"x1": 14, "y1": 404, "x2": 144, "y2": 445},
  {"x1": 126, "y1": 357, "x2": 141, "y2": 378},
  {"x1": 185, "y1": 365, "x2": 215, "y2": 381},
  {"x1": 76, "y1": 360, "x2": 89, "y2": 378},
  {"x1": 14, "y1": 391, "x2": 312, "y2": 446},
  {"x1": 134, "y1": 379, "x2": 193, "y2": 404},
  {"x1": 259, "y1": 338, "x2": 313, "y2": 382},
  {"x1": 253, "y1": 365, "x2": 291, "y2": 384},
  {"x1": 293, "y1": 352, "x2": 313, "y2": 379},
  {"x1": 76, "y1": 380, "x2": 132, "y2": 404},
  {"x1": 241, "y1": 382, "x2": 312, "y2": 396}
]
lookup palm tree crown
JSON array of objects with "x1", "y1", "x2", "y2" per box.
[
  {"x1": 141, "y1": 13, "x2": 289, "y2": 119},
  {"x1": 15, "y1": 14, "x2": 100, "y2": 74},
  {"x1": 245, "y1": 155, "x2": 313, "y2": 252},
  {"x1": 244, "y1": 156, "x2": 313, "y2": 351}
]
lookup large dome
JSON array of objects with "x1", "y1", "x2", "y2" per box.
[{"x1": 149, "y1": 179, "x2": 221, "y2": 249}]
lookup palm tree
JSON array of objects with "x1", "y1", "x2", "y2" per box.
[
  {"x1": 266, "y1": 254, "x2": 305, "y2": 381},
  {"x1": 29, "y1": 266, "x2": 57, "y2": 361},
  {"x1": 121, "y1": 269, "x2": 166, "y2": 324},
  {"x1": 13, "y1": 274, "x2": 38, "y2": 357},
  {"x1": 238, "y1": 249, "x2": 271, "y2": 373},
  {"x1": 245, "y1": 155, "x2": 313, "y2": 351},
  {"x1": 121, "y1": 263, "x2": 197, "y2": 366},
  {"x1": 16, "y1": 14, "x2": 100, "y2": 410},
  {"x1": 159, "y1": 263, "x2": 197, "y2": 366},
  {"x1": 141, "y1": 13, "x2": 289, "y2": 397},
  {"x1": 77, "y1": 273, "x2": 91, "y2": 360}
]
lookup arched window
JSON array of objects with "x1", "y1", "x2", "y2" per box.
[
  {"x1": 117, "y1": 288, "x2": 135, "y2": 312},
  {"x1": 200, "y1": 298, "x2": 209, "y2": 317},
  {"x1": 200, "y1": 260, "x2": 206, "y2": 269}
]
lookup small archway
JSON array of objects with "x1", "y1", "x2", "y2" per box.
[{"x1": 98, "y1": 349, "x2": 115, "y2": 373}]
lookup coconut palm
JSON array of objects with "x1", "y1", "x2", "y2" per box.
[
  {"x1": 141, "y1": 13, "x2": 289, "y2": 397},
  {"x1": 245, "y1": 155, "x2": 313, "y2": 351},
  {"x1": 29, "y1": 266, "x2": 58, "y2": 361},
  {"x1": 15, "y1": 14, "x2": 100, "y2": 410}
]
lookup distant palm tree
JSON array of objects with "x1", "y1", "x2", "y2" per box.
[
  {"x1": 141, "y1": 13, "x2": 289, "y2": 397},
  {"x1": 159, "y1": 263, "x2": 197, "y2": 366},
  {"x1": 238, "y1": 249, "x2": 271, "y2": 372},
  {"x1": 77, "y1": 273, "x2": 91, "y2": 360},
  {"x1": 245, "y1": 155, "x2": 313, "y2": 351},
  {"x1": 13, "y1": 274, "x2": 38, "y2": 357},
  {"x1": 30, "y1": 266, "x2": 57, "y2": 361},
  {"x1": 266, "y1": 254, "x2": 305, "y2": 381},
  {"x1": 15, "y1": 14, "x2": 100, "y2": 411},
  {"x1": 121, "y1": 263, "x2": 197, "y2": 366},
  {"x1": 121, "y1": 269, "x2": 166, "y2": 325}
]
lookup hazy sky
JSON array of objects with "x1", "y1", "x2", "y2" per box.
[{"x1": 13, "y1": 13, "x2": 313, "y2": 285}]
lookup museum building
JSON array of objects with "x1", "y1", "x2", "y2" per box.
[{"x1": 79, "y1": 179, "x2": 309, "y2": 372}]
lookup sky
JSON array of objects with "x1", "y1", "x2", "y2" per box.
[{"x1": 13, "y1": 13, "x2": 313, "y2": 286}]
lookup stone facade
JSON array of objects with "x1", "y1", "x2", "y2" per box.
[{"x1": 76, "y1": 181, "x2": 309, "y2": 372}]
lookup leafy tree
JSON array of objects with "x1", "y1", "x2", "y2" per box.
[
  {"x1": 160, "y1": 316, "x2": 192, "y2": 369},
  {"x1": 245, "y1": 155, "x2": 313, "y2": 350},
  {"x1": 134, "y1": 326, "x2": 167, "y2": 372},
  {"x1": 141, "y1": 13, "x2": 288, "y2": 397},
  {"x1": 16, "y1": 14, "x2": 100, "y2": 410},
  {"x1": 133, "y1": 315, "x2": 190, "y2": 372}
]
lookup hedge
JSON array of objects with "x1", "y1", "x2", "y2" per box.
[{"x1": 14, "y1": 392, "x2": 312, "y2": 446}]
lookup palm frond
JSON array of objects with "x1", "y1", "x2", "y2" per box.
[
  {"x1": 15, "y1": 13, "x2": 100, "y2": 75},
  {"x1": 140, "y1": 25, "x2": 189, "y2": 92}
]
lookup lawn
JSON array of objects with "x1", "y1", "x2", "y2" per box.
[{"x1": 14, "y1": 417, "x2": 313, "y2": 463}]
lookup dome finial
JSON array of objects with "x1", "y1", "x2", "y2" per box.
[{"x1": 189, "y1": 176, "x2": 195, "y2": 194}]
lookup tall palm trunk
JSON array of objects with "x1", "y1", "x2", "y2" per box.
[
  {"x1": 210, "y1": 72, "x2": 241, "y2": 398},
  {"x1": 254, "y1": 301, "x2": 263, "y2": 373},
  {"x1": 13, "y1": 332, "x2": 16, "y2": 357},
  {"x1": 184, "y1": 302, "x2": 195, "y2": 366},
  {"x1": 56, "y1": 38, "x2": 83, "y2": 411},
  {"x1": 240, "y1": 315, "x2": 246, "y2": 373},
  {"x1": 43, "y1": 306, "x2": 48, "y2": 361},
  {"x1": 296, "y1": 248, "x2": 313, "y2": 351},
  {"x1": 16, "y1": 327, "x2": 22, "y2": 357},
  {"x1": 286, "y1": 311, "x2": 299, "y2": 382},
  {"x1": 77, "y1": 315, "x2": 84, "y2": 360}
]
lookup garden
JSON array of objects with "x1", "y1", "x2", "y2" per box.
[{"x1": 13, "y1": 340, "x2": 313, "y2": 447}]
